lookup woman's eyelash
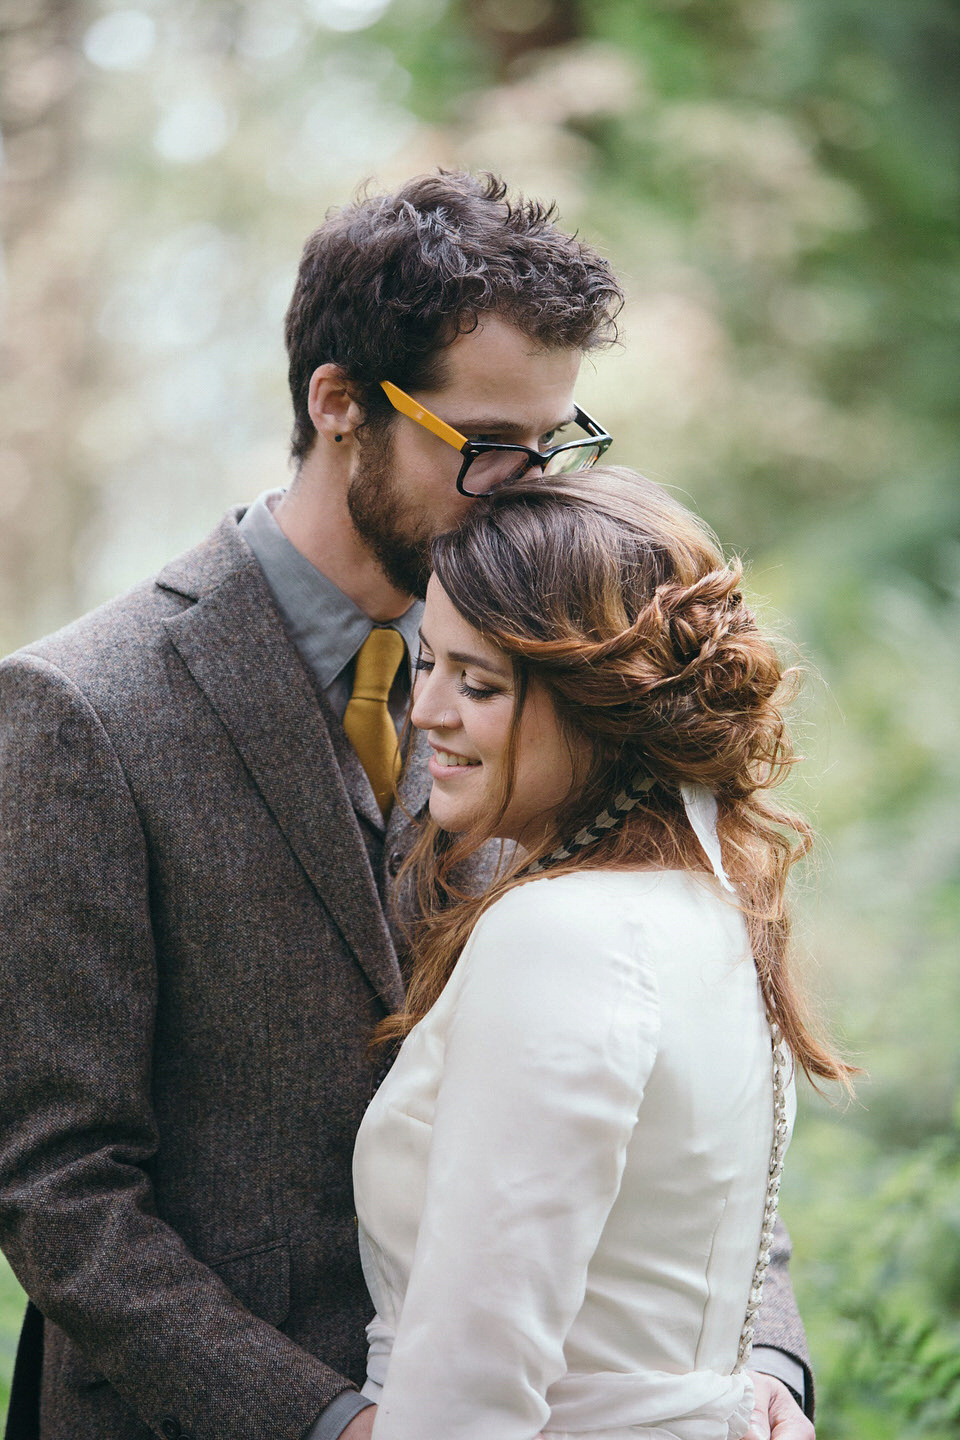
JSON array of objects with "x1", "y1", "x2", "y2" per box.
[
  {"x1": 458, "y1": 679, "x2": 498, "y2": 700},
  {"x1": 414, "y1": 653, "x2": 497, "y2": 700}
]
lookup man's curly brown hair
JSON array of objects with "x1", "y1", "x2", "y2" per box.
[{"x1": 283, "y1": 171, "x2": 624, "y2": 464}]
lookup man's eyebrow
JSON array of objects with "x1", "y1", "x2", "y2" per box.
[
  {"x1": 446, "y1": 411, "x2": 578, "y2": 438},
  {"x1": 417, "y1": 628, "x2": 511, "y2": 678}
]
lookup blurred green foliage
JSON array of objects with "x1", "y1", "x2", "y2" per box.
[
  {"x1": 788, "y1": 1099, "x2": 960, "y2": 1438},
  {"x1": 1, "y1": 0, "x2": 957, "y2": 1434},
  {"x1": 0, "y1": 1256, "x2": 23, "y2": 1417}
]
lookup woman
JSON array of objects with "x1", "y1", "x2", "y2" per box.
[{"x1": 352, "y1": 468, "x2": 849, "y2": 1440}]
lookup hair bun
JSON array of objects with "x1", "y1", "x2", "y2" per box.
[
  {"x1": 605, "y1": 560, "x2": 788, "y2": 794},
  {"x1": 650, "y1": 561, "x2": 748, "y2": 688}
]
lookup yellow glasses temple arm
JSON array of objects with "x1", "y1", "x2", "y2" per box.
[{"x1": 380, "y1": 381, "x2": 468, "y2": 452}]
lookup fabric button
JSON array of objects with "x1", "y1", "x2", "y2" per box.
[
  {"x1": 160, "y1": 1420, "x2": 180, "y2": 1439},
  {"x1": 388, "y1": 850, "x2": 404, "y2": 876}
]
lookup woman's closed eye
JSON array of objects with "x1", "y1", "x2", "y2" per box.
[
  {"x1": 416, "y1": 650, "x2": 501, "y2": 701},
  {"x1": 458, "y1": 675, "x2": 499, "y2": 701}
]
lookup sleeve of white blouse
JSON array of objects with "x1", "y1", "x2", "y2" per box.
[{"x1": 370, "y1": 877, "x2": 661, "y2": 1440}]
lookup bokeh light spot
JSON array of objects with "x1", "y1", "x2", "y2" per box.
[
  {"x1": 307, "y1": 0, "x2": 393, "y2": 35},
  {"x1": 82, "y1": 10, "x2": 157, "y2": 71}
]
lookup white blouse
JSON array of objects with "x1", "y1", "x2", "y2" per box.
[{"x1": 353, "y1": 869, "x2": 795, "y2": 1440}]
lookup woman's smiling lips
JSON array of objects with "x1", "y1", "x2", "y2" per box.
[{"x1": 428, "y1": 744, "x2": 482, "y2": 779}]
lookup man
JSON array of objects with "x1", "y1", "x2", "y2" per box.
[{"x1": 0, "y1": 172, "x2": 814, "y2": 1440}]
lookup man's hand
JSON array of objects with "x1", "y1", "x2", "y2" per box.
[
  {"x1": 340, "y1": 1407, "x2": 376, "y2": 1439},
  {"x1": 745, "y1": 1372, "x2": 814, "y2": 1440}
]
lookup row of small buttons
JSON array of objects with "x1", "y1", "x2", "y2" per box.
[{"x1": 160, "y1": 1416, "x2": 195, "y2": 1440}]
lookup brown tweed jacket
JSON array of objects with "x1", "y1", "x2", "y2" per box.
[{"x1": 0, "y1": 511, "x2": 811, "y2": 1440}]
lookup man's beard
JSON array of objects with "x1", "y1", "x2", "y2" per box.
[{"x1": 346, "y1": 425, "x2": 433, "y2": 600}]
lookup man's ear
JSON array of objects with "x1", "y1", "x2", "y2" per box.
[{"x1": 307, "y1": 364, "x2": 365, "y2": 447}]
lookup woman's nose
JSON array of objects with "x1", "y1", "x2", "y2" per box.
[{"x1": 410, "y1": 674, "x2": 455, "y2": 732}]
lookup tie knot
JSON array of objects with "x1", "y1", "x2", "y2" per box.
[{"x1": 352, "y1": 627, "x2": 406, "y2": 703}]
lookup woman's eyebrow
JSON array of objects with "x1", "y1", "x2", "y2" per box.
[
  {"x1": 417, "y1": 628, "x2": 510, "y2": 678},
  {"x1": 447, "y1": 648, "x2": 511, "y2": 678}
]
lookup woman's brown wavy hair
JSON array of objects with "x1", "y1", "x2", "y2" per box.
[{"x1": 378, "y1": 466, "x2": 852, "y2": 1090}]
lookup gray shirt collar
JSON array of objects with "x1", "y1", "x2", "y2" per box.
[{"x1": 238, "y1": 490, "x2": 423, "y2": 693}]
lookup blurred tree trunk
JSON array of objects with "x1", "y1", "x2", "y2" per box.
[
  {"x1": 459, "y1": 0, "x2": 583, "y2": 78},
  {"x1": 0, "y1": 0, "x2": 97, "y2": 651}
]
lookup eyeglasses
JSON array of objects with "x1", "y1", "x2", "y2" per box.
[{"x1": 380, "y1": 381, "x2": 613, "y2": 497}]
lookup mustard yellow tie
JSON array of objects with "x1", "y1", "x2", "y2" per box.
[{"x1": 343, "y1": 627, "x2": 407, "y2": 817}]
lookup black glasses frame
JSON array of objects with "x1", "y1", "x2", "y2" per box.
[
  {"x1": 454, "y1": 407, "x2": 613, "y2": 496},
  {"x1": 378, "y1": 381, "x2": 612, "y2": 498}
]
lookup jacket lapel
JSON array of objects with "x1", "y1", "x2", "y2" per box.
[
  {"x1": 379, "y1": 729, "x2": 430, "y2": 959},
  {"x1": 388, "y1": 726, "x2": 431, "y2": 851},
  {"x1": 317, "y1": 694, "x2": 387, "y2": 835},
  {"x1": 160, "y1": 522, "x2": 404, "y2": 1013}
]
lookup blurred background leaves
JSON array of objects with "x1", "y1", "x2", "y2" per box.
[{"x1": 1, "y1": 0, "x2": 958, "y2": 1432}]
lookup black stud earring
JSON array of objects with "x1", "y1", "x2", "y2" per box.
[{"x1": 334, "y1": 434, "x2": 343, "y2": 443}]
